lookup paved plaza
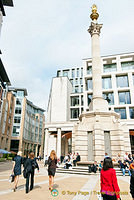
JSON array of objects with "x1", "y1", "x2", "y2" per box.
[{"x1": 0, "y1": 161, "x2": 132, "y2": 200}]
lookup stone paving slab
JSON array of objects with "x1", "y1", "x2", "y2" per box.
[{"x1": 0, "y1": 161, "x2": 132, "y2": 200}]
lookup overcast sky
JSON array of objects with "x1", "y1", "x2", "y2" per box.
[{"x1": 1, "y1": 0, "x2": 134, "y2": 111}]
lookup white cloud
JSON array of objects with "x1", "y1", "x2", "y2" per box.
[{"x1": 1, "y1": 0, "x2": 134, "y2": 110}]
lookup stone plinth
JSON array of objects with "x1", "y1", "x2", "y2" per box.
[{"x1": 73, "y1": 111, "x2": 131, "y2": 162}]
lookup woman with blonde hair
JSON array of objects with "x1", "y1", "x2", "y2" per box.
[{"x1": 48, "y1": 150, "x2": 57, "y2": 191}]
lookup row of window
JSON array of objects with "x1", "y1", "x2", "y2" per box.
[
  {"x1": 87, "y1": 61, "x2": 134, "y2": 74},
  {"x1": 71, "y1": 91, "x2": 131, "y2": 107},
  {"x1": 57, "y1": 68, "x2": 83, "y2": 79},
  {"x1": 70, "y1": 107, "x2": 134, "y2": 119},
  {"x1": 86, "y1": 75, "x2": 131, "y2": 90}
]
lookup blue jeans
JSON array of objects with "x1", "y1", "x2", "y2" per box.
[{"x1": 121, "y1": 168, "x2": 131, "y2": 176}]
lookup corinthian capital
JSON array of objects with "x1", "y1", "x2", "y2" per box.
[{"x1": 88, "y1": 22, "x2": 103, "y2": 36}]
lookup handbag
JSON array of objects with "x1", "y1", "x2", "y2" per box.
[
  {"x1": 9, "y1": 174, "x2": 15, "y2": 183},
  {"x1": 23, "y1": 169, "x2": 27, "y2": 178}
]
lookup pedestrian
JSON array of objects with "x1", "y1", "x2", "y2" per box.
[
  {"x1": 130, "y1": 161, "x2": 134, "y2": 200},
  {"x1": 12, "y1": 151, "x2": 22, "y2": 192},
  {"x1": 24, "y1": 152, "x2": 39, "y2": 193},
  {"x1": 100, "y1": 157, "x2": 120, "y2": 200},
  {"x1": 99, "y1": 161, "x2": 103, "y2": 172},
  {"x1": 48, "y1": 150, "x2": 57, "y2": 191},
  {"x1": 120, "y1": 161, "x2": 131, "y2": 176},
  {"x1": 73, "y1": 152, "x2": 81, "y2": 166}
]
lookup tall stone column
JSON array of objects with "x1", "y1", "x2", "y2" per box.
[
  {"x1": 57, "y1": 128, "x2": 61, "y2": 159},
  {"x1": 88, "y1": 5, "x2": 108, "y2": 111},
  {"x1": 44, "y1": 129, "x2": 49, "y2": 158}
]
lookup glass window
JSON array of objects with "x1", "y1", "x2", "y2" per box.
[
  {"x1": 72, "y1": 69, "x2": 75, "y2": 78},
  {"x1": 103, "y1": 63, "x2": 117, "y2": 72},
  {"x1": 87, "y1": 66, "x2": 92, "y2": 75},
  {"x1": 80, "y1": 78, "x2": 83, "y2": 85},
  {"x1": 63, "y1": 70, "x2": 69, "y2": 77},
  {"x1": 81, "y1": 85, "x2": 83, "y2": 93},
  {"x1": 57, "y1": 71, "x2": 61, "y2": 77},
  {"x1": 102, "y1": 77, "x2": 112, "y2": 89},
  {"x1": 75, "y1": 86, "x2": 79, "y2": 93},
  {"x1": 15, "y1": 107, "x2": 21, "y2": 114},
  {"x1": 121, "y1": 61, "x2": 134, "y2": 71},
  {"x1": 129, "y1": 108, "x2": 134, "y2": 119},
  {"x1": 76, "y1": 69, "x2": 79, "y2": 77},
  {"x1": 87, "y1": 94, "x2": 92, "y2": 105},
  {"x1": 86, "y1": 79, "x2": 93, "y2": 90},
  {"x1": 16, "y1": 98, "x2": 22, "y2": 105},
  {"x1": 114, "y1": 108, "x2": 126, "y2": 119},
  {"x1": 116, "y1": 75, "x2": 129, "y2": 88},
  {"x1": 71, "y1": 108, "x2": 79, "y2": 119},
  {"x1": 81, "y1": 68, "x2": 83, "y2": 77},
  {"x1": 81, "y1": 96, "x2": 83, "y2": 106},
  {"x1": 75, "y1": 78, "x2": 78, "y2": 85},
  {"x1": 71, "y1": 96, "x2": 79, "y2": 106},
  {"x1": 12, "y1": 126, "x2": 20, "y2": 136},
  {"x1": 70, "y1": 79, "x2": 73, "y2": 86},
  {"x1": 103, "y1": 92, "x2": 114, "y2": 105},
  {"x1": 118, "y1": 91, "x2": 131, "y2": 104},
  {"x1": 14, "y1": 117, "x2": 21, "y2": 124},
  {"x1": 17, "y1": 91, "x2": 24, "y2": 97}
]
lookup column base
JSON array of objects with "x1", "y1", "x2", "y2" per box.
[{"x1": 89, "y1": 97, "x2": 108, "y2": 111}]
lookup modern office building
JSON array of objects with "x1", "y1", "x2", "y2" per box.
[
  {"x1": 45, "y1": 52, "x2": 134, "y2": 160},
  {"x1": 0, "y1": 87, "x2": 45, "y2": 156}
]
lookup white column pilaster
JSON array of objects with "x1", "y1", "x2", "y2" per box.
[
  {"x1": 44, "y1": 129, "x2": 49, "y2": 159},
  {"x1": 57, "y1": 128, "x2": 61, "y2": 159}
]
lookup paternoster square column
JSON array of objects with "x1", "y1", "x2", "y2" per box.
[{"x1": 88, "y1": 5, "x2": 108, "y2": 111}]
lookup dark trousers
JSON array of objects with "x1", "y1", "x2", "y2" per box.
[
  {"x1": 102, "y1": 194, "x2": 117, "y2": 200},
  {"x1": 73, "y1": 160, "x2": 77, "y2": 166},
  {"x1": 26, "y1": 170, "x2": 34, "y2": 193}
]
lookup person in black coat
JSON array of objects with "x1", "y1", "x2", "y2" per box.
[
  {"x1": 130, "y1": 173, "x2": 134, "y2": 200},
  {"x1": 73, "y1": 153, "x2": 81, "y2": 166},
  {"x1": 48, "y1": 150, "x2": 57, "y2": 191},
  {"x1": 24, "y1": 152, "x2": 39, "y2": 193}
]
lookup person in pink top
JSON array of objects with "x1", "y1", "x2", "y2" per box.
[{"x1": 100, "y1": 157, "x2": 120, "y2": 200}]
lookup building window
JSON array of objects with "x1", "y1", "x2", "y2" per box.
[
  {"x1": 12, "y1": 126, "x2": 20, "y2": 136},
  {"x1": 71, "y1": 96, "x2": 79, "y2": 106},
  {"x1": 75, "y1": 78, "x2": 78, "y2": 85},
  {"x1": 86, "y1": 79, "x2": 93, "y2": 90},
  {"x1": 118, "y1": 91, "x2": 131, "y2": 104},
  {"x1": 80, "y1": 78, "x2": 83, "y2": 85},
  {"x1": 81, "y1": 85, "x2": 83, "y2": 93},
  {"x1": 72, "y1": 69, "x2": 75, "y2": 78},
  {"x1": 129, "y1": 108, "x2": 134, "y2": 119},
  {"x1": 103, "y1": 92, "x2": 114, "y2": 105},
  {"x1": 15, "y1": 107, "x2": 21, "y2": 114},
  {"x1": 102, "y1": 77, "x2": 112, "y2": 89},
  {"x1": 71, "y1": 108, "x2": 79, "y2": 119},
  {"x1": 121, "y1": 61, "x2": 134, "y2": 71},
  {"x1": 81, "y1": 96, "x2": 84, "y2": 106},
  {"x1": 70, "y1": 79, "x2": 73, "y2": 86},
  {"x1": 81, "y1": 68, "x2": 83, "y2": 77},
  {"x1": 87, "y1": 66, "x2": 92, "y2": 75},
  {"x1": 75, "y1": 86, "x2": 79, "y2": 93},
  {"x1": 114, "y1": 108, "x2": 126, "y2": 119},
  {"x1": 17, "y1": 91, "x2": 24, "y2": 97},
  {"x1": 103, "y1": 63, "x2": 117, "y2": 73},
  {"x1": 87, "y1": 94, "x2": 92, "y2": 105},
  {"x1": 14, "y1": 117, "x2": 21, "y2": 124},
  {"x1": 57, "y1": 71, "x2": 61, "y2": 77},
  {"x1": 10, "y1": 140, "x2": 19, "y2": 152},
  {"x1": 63, "y1": 70, "x2": 69, "y2": 77},
  {"x1": 16, "y1": 98, "x2": 22, "y2": 105},
  {"x1": 76, "y1": 68, "x2": 79, "y2": 77},
  {"x1": 116, "y1": 75, "x2": 129, "y2": 88}
]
